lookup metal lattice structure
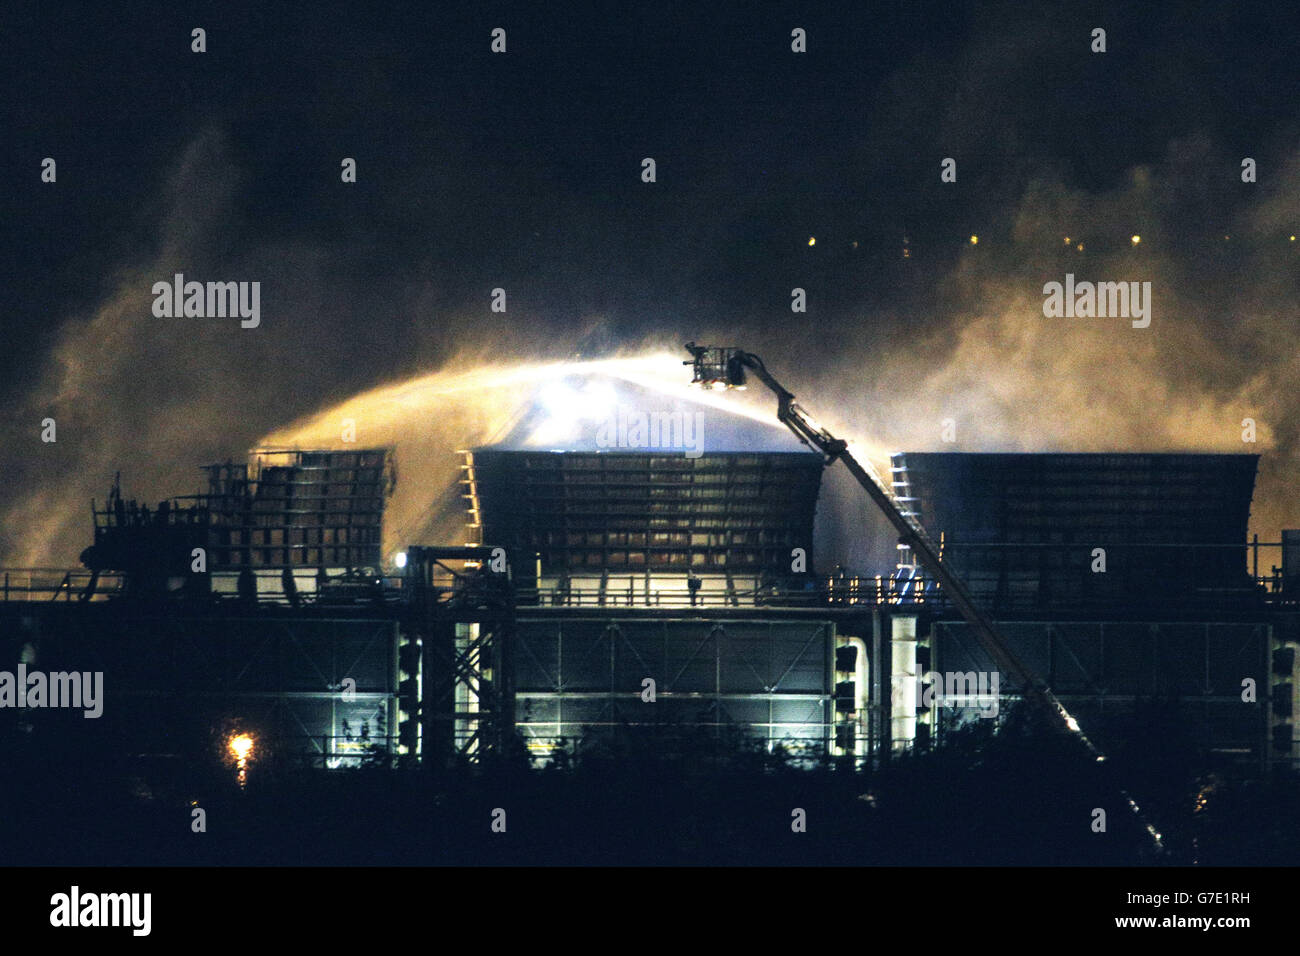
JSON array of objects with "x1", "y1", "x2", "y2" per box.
[
  {"x1": 466, "y1": 449, "x2": 824, "y2": 586},
  {"x1": 512, "y1": 614, "x2": 836, "y2": 760},
  {"x1": 397, "y1": 547, "x2": 517, "y2": 766},
  {"x1": 892, "y1": 452, "x2": 1260, "y2": 614},
  {"x1": 86, "y1": 449, "x2": 394, "y2": 578},
  {"x1": 0, "y1": 601, "x2": 402, "y2": 768},
  {"x1": 913, "y1": 617, "x2": 1271, "y2": 773},
  {"x1": 202, "y1": 449, "x2": 393, "y2": 569}
]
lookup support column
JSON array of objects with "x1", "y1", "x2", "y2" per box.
[{"x1": 890, "y1": 614, "x2": 919, "y2": 753}]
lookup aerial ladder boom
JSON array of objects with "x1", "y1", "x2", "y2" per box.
[{"x1": 684, "y1": 343, "x2": 1163, "y2": 851}]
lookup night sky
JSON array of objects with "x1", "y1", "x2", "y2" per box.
[{"x1": 2, "y1": 1, "x2": 1298, "y2": 567}]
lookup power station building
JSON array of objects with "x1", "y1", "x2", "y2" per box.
[
  {"x1": 447, "y1": 446, "x2": 1280, "y2": 772},
  {"x1": 885, "y1": 452, "x2": 1279, "y2": 768},
  {"x1": 892, "y1": 452, "x2": 1259, "y2": 614},
  {"x1": 3, "y1": 423, "x2": 1295, "y2": 777},
  {"x1": 463, "y1": 446, "x2": 839, "y2": 759},
  {"x1": 16, "y1": 449, "x2": 401, "y2": 768}
]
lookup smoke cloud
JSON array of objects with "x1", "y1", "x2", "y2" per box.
[{"x1": 4, "y1": 129, "x2": 1297, "y2": 575}]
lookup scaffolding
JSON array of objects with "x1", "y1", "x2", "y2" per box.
[
  {"x1": 86, "y1": 449, "x2": 394, "y2": 578},
  {"x1": 202, "y1": 449, "x2": 392, "y2": 569}
]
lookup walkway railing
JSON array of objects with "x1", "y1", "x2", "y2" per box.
[{"x1": 1, "y1": 562, "x2": 1293, "y2": 612}]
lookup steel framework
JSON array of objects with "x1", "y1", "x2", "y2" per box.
[{"x1": 512, "y1": 614, "x2": 836, "y2": 760}]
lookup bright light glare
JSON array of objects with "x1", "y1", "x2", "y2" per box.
[
  {"x1": 229, "y1": 733, "x2": 254, "y2": 761},
  {"x1": 531, "y1": 379, "x2": 619, "y2": 444},
  {"x1": 538, "y1": 380, "x2": 617, "y2": 421},
  {"x1": 539, "y1": 382, "x2": 583, "y2": 419},
  {"x1": 394, "y1": 551, "x2": 408, "y2": 569}
]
